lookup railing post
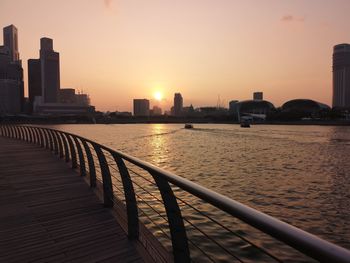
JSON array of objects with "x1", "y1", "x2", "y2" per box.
[
  {"x1": 149, "y1": 171, "x2": 191, "y2": 263},
  {"x1": 16, "y1": 126, "x2": 21, "y2": 139},
  {"x1": 60, "y1": 132, "x2": 70, "y2": 162},
  {"x1": 20, "y1": 126, "x2": 25, "y2": 140},
  {"x1": 92, "y1": 143, "x2": 113, "y2": 207},
  {"x1": 82, "y1": 140, "x2": 96, "y2": 187},
  {"x1": 54, "y1": 130, "x2": 64, "y2": 158},
  {"x1": 6, "y1": 125, "x2": 10, "y2": 137},
  {"x1": 49, "y1": 129, "x2": 59, "y2": 155},
  {"x1": 23, "y1": 126, "x2": 30, "y2": 142},
  {"x1": 73, "y1": 137, "x2": 86, "y2": 176},
  {"x1": 45, "y1": 129, "x2": 54, "y2": 152},
  {"x1": 43, "y1": 129, "x2": 50, "y2": 149},
  {"x1": 5, "y1": 125, "x2": 10, "y2": 137},
  {"x1": 66, "y1": 134, "x2": 77, "y2": 169},
  {"x1": 36, "y1": 128, "x2": 45, "y2": 148},
  {"x1": 17, "y1": 126, "x2": 23, "y2": 140},
  {"x1": 9, "y1": 125, "x2": 15, "y2": 138},
  {"x1": 112, "y1": 154, "x2": 139, "y2": 239},
  {"x1": 13, "y1": 126, "x2": 18, "y2": 139}
]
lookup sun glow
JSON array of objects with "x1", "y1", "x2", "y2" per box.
[{"x1": 154, "y1": 91, "x2": 163, "y2": 101}]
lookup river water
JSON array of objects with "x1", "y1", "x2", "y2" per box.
[{"x1": 49, "y1": 124, "x2": 350, "y2": 262}]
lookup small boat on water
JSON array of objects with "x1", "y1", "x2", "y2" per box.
[
  {"x1": 240, "y1": 121, "x2": 250, "y2": 128},
  {"x1": 184, "y1": 123, "x2": 193, "y2": 129}
]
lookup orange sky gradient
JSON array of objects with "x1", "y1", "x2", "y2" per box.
[{"x1": 1, "y1": 0, "x2": 350, "y2": 111}]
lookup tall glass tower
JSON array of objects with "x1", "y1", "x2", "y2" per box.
[
  {"x1": 3, "y1": 24, "x2": 19, "y2": 62},
  {"x1": 333, "y1": 44, "x2": 350, "y2": 108}
]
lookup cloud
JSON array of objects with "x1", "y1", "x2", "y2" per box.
[{"x1": 281, "y1": 15, "x2": 305, "y2": 23}]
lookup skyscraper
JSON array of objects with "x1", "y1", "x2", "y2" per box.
[
  {"x1": 0, "y1": 24, "x2": 23, "y2": 114},
  {"x1": 173, "y1": 93, "x2": 183, "y2": 116},
  {"x1": 40, "y1": 37, "x2": 60, "y2": 103},
  {"x1": 28, "y1": 59, "x2": 42, "y2": 108},
  {"x1": 3, "y1": 25, "x2": 19, "y2": 62},
  {"x1": 333, "y1": 44, "x2": 350, "y2": 108},
  {"x1": 133, "y1": 99, "x2": 150, "y2": 116}
]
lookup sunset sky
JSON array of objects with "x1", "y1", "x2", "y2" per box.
[{"x1": 1, "y1": 0, "x2": 350, "y2": 111}]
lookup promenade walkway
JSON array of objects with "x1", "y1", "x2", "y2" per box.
[{"x1": 0, "y1": 137, "x2": 145, "y2": 263}]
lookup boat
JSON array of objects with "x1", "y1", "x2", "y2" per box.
[
  {"x1": 240, "y1": 120, "x2": 250, "y2": 128},
  {"x1": 184, "y1": 123, "x2": 193, "y2": 129}
]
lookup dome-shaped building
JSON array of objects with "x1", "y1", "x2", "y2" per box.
[
  {"x1": 233, "y1": 100, "x2": 275, "y2": 120},
  {"x1": 238, "y1": 100, "x2": 275, "y2": 112},
  {"x1": 282, "y1": 99, "x2": 330, "y2": 113}
]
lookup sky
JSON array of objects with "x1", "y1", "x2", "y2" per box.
[{"x1": 1, "y1": 0, "x2": 350, "y2": 112}]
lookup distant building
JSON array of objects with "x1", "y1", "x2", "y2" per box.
[
  {"x1": 3, "y1": 24, "x2": 19, "y2": 62},
  {"x1": 29, "y1": 36, "x2": 92, "y2": 115},
  {"x1": 75, "y1": 93, "x2": 90, "y2": 106},
  {"x1": 233, "y1": 100, "x2": 275, "y2": 121},
  {"x1": 40, "y1": 38, "x2": 60, "y2": 103},
  {"x1": 229, "y1": 100, "x2": 239, "y2": 113},
  {"x1": 0, "y1": 25, "x2": 23, "y2": 114},
  {"x1": 253, "y1": 92, "x2": 263, "y2": 101},
  {"x1": 173, "y1": 93, "x2": 183, "y2": 116},
  {"x1": 150, "y1": 105, "x2": 162, "y2": 116},
  {"x1": 133, "y1": 99, "x2": 150, "y2": 116},
  {"x1": 0, "y1": 79, "x2": 22, "y2": 113},
  {"x1": 282, "y1": 99, "x2": 330, "y2": 113},
  {"x1": 333, "y1": 44, "x2": 350, "y2": 108},
  {"x1": 58, "y1": 88, "x2": 76, "y2": 103},
  {"x1": 33, "y1": 96, "x2": 94, "y2": 115},
  {"x1": 182, "y1": 104, "x2": 195, "y2": 116},
  {"x1": 28, "y1": 59, "x2": 41, "y2": 107}
]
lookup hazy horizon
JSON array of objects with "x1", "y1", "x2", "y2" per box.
[{"x1": 1, "y1": 0, "x2": 350, "y2": 111}]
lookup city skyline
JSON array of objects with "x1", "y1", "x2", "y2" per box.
[{"x1": 1, "y1": 0, "x2": 350, "y2": 111}]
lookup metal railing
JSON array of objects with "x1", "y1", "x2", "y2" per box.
[{"x1": 1, "y1": 124, "x2": 350, "y2": 263}]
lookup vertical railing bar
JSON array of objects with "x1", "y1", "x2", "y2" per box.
[
  {"x1": 35, "y1": 127, "x2": 44, "y2": 146},
  {"x1": 66, "y1": 134, "x2": 77, "y2": 169},
  {"x1": 92, "y1": 143, "x2": 114, "y2": 207},
  {"x1": 46, "y1": 128, "x2": 54, "y2": 152},
  {"x1": 60, "y1": 132, "x2": 70, "y2": 162},
  {"x1": 149, "y1": 170, "x2": 191, "y2": 263},
  {"x1": 82, "y1": 140, "x2": 96, "y2": 187},
  {"x1": 42, "y1": 128, "x2": 50, "y2": 149},
  {"x1": 17, "y1": 126, "x2": 23, "y2": 140},
  {"x1": 13, "y1": 125, "x2": 19, "y2": 139},
  {"x1": 23, "y1": 126, "x2": 30, "y2": 142},
  {"x1": 73, "y1": 137, "x2": 86, "y2": 176},
  {"x1": 10, "y1": 125, "x2": 14, "y2": 138},
  {"x1": 54, "y1": 130, "x2": 64, "y2": 158},
  {"x1": 47, "y1": 129, "x2": 58, "y2": 154},
  {"x1": 112, "y1": 153, "x2": 139, "y2": 239}
]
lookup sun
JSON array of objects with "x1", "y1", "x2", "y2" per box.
[{"x1": 154, "y1": 91, "x2": 163, "y2": 101}]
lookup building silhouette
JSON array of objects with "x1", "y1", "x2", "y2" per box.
[
  {"x1": 0, "y1": 24, "x2": 24, "y2": 114},
  {"x1": 28, "y1": 59, "x2": 41, "y2": 108},
  {"x1": 173, "y1": 93, "x2": 183, "y2": 116},
  {"x1": 3, "y1": 25, "x2": 19, "y2": 62},
  {"x1": 253, "y1": 92, "x2": 263, "y2": 101},
  {"x1": 333, "y1": 44, "x2": 350, "y2": 108},
  {"x1": 40, "y1": 38, "x2": 60, "y2": 103},
  {"x1": 150, "y1": 105, "x2": 162, "y2": 116},
  {"x1": 28, "y1": 36, "x2": 93, "y2": 115},
  {"x1": 133, "y1": 99, "x2": 150, "y2": 116}
]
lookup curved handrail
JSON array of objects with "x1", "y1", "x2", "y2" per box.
[{"x1": 1, "y1": 124, "x2": 350, "y2": 263}]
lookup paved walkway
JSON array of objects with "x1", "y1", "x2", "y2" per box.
[{"x1": 0, "y1": 137, "x2": 144, "y2": 263}]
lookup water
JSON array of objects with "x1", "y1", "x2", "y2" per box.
[{"x1": 49, "y1": 124, "x2": 350, "y2": 261}]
